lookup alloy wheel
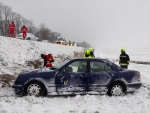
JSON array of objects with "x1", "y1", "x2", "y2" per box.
[
  {"x1": 27, "y1": 84, "x2": 41, "y2": 96},
  {"x1": 110, "y1": 84, "x2": 124, "y2": 96}
]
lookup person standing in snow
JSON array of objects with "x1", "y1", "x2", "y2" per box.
[
  {"x1": 21, "y1": 25, "x2": 28, "y2": 39},
  {"x1": 119, "y1": 48, "x2": 130, "y2": 69},
  {"x1": 9, "y1": 22, "x2": 16, "y2": 37}
]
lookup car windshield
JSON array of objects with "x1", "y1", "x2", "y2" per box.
[
  {"x1": 51, "y1": 59, "x2": 71, "y2": 70},
  {"x1": 58, "y1": 38, "x2": 64, "y2": 41},
  {"x1": 104, "y1": 59, "x2": 123, "y2": 70},
  {"x1": 16, "y1": 34, "x2": 22, "y2": 37}
]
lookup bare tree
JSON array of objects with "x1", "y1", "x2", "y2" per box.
[
  {"x1": 51, "y1": 32, "x2": 61, "y2": 43},
  {"x1": 13, "y1": 13, "x2": 23, "y2": 34},
  {"x1": 0, "y1": 3, "x2": 3, "y2": 20},
  {"x1": 26, "y1": 19, "x2": 34, "y2": 33},
  {"x1": 1, "y1": 5, "x2": 12, "y2": 36},
  {"x1": 0, "y1": 3, "x2": 3, "y2": 35},
  {"x1": 37, "y1": 23, "x2": 51, "y2": 40},
  {"x1": 0, "y1": 2, "x2": 62, "y2": 44},
  {"x1": 22, "y1": 18, "x2": 28, "y2": 27},
  {"x1": 31, "y1": 26, "x2": 38, "y2": 35}
]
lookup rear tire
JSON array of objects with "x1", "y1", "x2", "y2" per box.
[
  {"x1": 108, "y1": 83, "x2": 125, "y2": 96},
  {"x1": 24, "y1": 81, "x2": 46, "y2": 97},
  {"x1": 27, "y1": 37, "x2": 31, "y2": 40}
]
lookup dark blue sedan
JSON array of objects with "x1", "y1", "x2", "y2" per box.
[{"x1": 12, "y1": 58, "x2": 142, "y2": 96}]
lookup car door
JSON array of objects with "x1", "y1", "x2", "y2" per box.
[
  {"x1": 88, "y1": 61, "x2": 114, "y2": 94},
  {"x1": 55, "y1": 60, "x2": 88, "y2": 94}
]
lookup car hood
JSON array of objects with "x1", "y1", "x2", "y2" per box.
[
  {"x1": 20, "y1": 68, "x2": 54, "y2": 75},
  {"x1": 14, "y1": 68, "x2": 57, "y2": 85}
]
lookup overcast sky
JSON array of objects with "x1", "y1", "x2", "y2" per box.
[{"x1": 1, "y1": 0, "x2": 150, "y2": 48}]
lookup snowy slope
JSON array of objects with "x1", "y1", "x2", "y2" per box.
[
  {"x1": 0, "y1": 36, "x2": 84, "y2": 76},
  {"x1": 0, "y1": 36, "x2": 150, "y2": 113}
]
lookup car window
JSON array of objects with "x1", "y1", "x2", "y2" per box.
[
  {"x1": 29, "y1": 34, "x2": 34, "y2": 36},
  {"x1": 16, "y1": 34, "x2": 22, "y2": 37},
  {"x1": 90, "y1": 61, "x2": 113, "y2": 72},
  {"x1": 104, "y1": 64, "x2": 113, "y2": 72},
  {"x1": 65, "y1": 61, "x2": 87, "y2": 73},
  {"x1": 90, "y1": 61, "x2": 104, "y2": 72},
  {"x1": 54, "y1": 59, "x2": 71, "y2": 69}
]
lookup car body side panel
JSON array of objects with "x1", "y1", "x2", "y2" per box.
[
  {"x1": 120, "y1": 70, "x2": 142, "y2": 92},
  {"x1": 55, "y1": 71, "x2": 88, "y2": 94},
  {"x1": 12, "y1": 71, "x2": 57, "y2": 95},
  {"x1": 88, "y1": 72, "x2": 111, "y2": 93},
  {"x1": 12, "y1": 58, "x2": 142, "y2": 96}
]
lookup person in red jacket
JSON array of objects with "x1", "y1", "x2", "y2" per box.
[
  {"x1": 9, "y1": 22, "x2": 16, "y2": 37},
  {"x1": 21, "y1": 25, "x2": 28, "y2": 39},
  {"x1": 41, "y1": 54, "x2": 54, "y2": 68}
]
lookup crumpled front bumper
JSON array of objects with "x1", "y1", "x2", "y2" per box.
[{"x1": 12, "y1": 84, "x2": 24, "y2": 96}]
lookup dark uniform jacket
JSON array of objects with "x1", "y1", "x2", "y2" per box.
[{"x1": 119, "y1": 52, "x2": 130, "y2": 67}]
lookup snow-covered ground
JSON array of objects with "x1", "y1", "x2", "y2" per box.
[{"x1": 0, "y1": 36, "x2": 150, "y2": 113}]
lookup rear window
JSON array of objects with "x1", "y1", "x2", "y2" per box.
[
  {"x1": 90, "y1": 61, "x2": 113, "y2": 72},
  {"x1": 16, "y1": 34, "x2": 22, "y2": 37}
]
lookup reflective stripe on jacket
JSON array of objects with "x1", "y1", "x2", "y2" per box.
[{"x1": 119, "y1": 52, "x2": 130, "y2": 66}]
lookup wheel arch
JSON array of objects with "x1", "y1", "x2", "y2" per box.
[
  {"x1": 108, "y1": 80, "x2": 127, "y2": 92},
  {"x1": 27, "y1": 37, "x2": 31, "y2": 40},
  {"x1": 23, "y1": 79, "x2": 47, "y2": 96}
]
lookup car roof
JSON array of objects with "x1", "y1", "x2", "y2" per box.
[
  {"x1": 67, "y1": 58, "x2": 122, "y2": 71},
  {"x1": 17, "y1": 33, "x2": 32, "y2": 35},
  {"x1": 70, "y1": 57, "x2": 105, "y2": 60},
  {"x1": 68, "y1": 57, "x2": 110, "y2": 62}
]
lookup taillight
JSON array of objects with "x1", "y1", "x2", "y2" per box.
[{"x1": 138, "y1": 76, "x2": 141, "y2": 81}]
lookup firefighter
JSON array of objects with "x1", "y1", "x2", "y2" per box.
[
  {"x1": 83, "y1": 48, "x2": 95, "y2": 58},
  {"x1": 119, "y1": 48, "x2": 130, "y2": 69}
]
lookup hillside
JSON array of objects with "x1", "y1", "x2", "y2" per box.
[
  {"x1": 0, "y1": 36, "x2": 84, "y2": 78},
  {"x1": 0, "y1": 36, "x2": 150, "y2": 113}
]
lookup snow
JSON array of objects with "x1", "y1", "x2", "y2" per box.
[{"x1": 0, "y1": 36, "x2": 150, "y2": 113}]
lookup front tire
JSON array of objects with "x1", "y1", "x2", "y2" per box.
[
  {"x1": 25, "y1": 81, "x2": 46, "y2": 97},
  {"x1": 108, "y1": 83, "x2": 125, "y2": 96}
]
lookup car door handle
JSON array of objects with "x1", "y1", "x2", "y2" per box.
[
  {"x1": 107, "y1": 75, "x2": 111, "y2": 78},
  {"x1": 60, "y1": 76, "x2": 65, "y2": 82},
  {"x1": 80, "y1": 74, "x2": 87, "y2": 78},
  {"x1": 109, "y1": 73, "x2": 114, "y2": 76}
]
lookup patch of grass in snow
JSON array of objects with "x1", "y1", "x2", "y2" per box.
[
  {"x1": 113, "y1": 59, "x2": 150, "y2": 65},
  {"x1": 26, "y1": 60, "x2": 42, "y2": 69},
  {"x1": 0, "y1": 74, "x2": 16, "y2": 87},
  {"x1": 81, "y1": 110, "x2": 100, "y2": 113},
  {"x1": 73, "y1": 51, "x2": 84, "y2": 58}
]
